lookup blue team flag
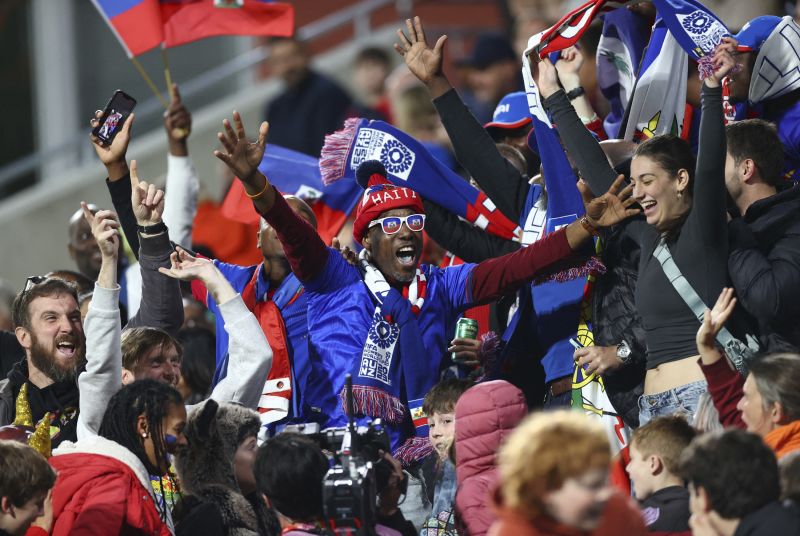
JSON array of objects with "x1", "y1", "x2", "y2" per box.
[
  {"x1": 597, "y1": 8, "x2": 651, "y2": 139},
  {"x1": 651, "y1": 0, "x2": 730, "y2": 64}
]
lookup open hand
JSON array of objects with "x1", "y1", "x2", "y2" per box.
[
  {"x1": 213, "y1": 111, "x2": 268, "y2": 186},
  {"x1": 394, "y1": 16, "x2": 448, "y2": 86},
  {"x1": 130, "y1": 159, "x2": 164, "y2": 227},
  {"x1": 81, "y1": 202, "x2": 120, "y2": 259},
  {"x1": 696, "y1": 287, "x2": 737, "y2": 360},
  {"x1": 159, "y1": 247, "x2": 217, "y2": 282},
  {"x1": 579, "y1": 174, "x2": 640, "y2": 228}
]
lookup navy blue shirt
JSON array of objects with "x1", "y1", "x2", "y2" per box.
[{"x1": 264, "y1": 70, "x2": 352, "y2": 157}]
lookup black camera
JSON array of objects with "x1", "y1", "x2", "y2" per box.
[{"x1": 317, "y1": 376, "x2": 401, "y2": 535}]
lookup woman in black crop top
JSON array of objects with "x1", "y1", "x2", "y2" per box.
[{"x1": 536, "y1": 46, "x2": 737, "y2": 425}]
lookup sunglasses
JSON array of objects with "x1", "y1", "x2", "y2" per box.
[
  {"x1": 22, "y1": 275, "x2": 48, "y2": 294},
  {"x1": 368, "y1": 214, "x2": 426, "y2": 235}
]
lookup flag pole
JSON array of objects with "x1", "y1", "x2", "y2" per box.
[
  {"x1": 161, "y1": 46, "x2": 174, "y2": 94},
  {"x1": 131, "y1": 57, "x2": 168, "y2": 109}
]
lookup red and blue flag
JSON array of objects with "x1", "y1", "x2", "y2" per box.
[
  {"x1": 533, "y1": 0, "x2": 636, "y2": 58},
  {"x1": 91, "y1": 0, "x2": 294, "y2": 58},
  {"x1": 161, "y1": 0, "x2": 294, "y2": 48},
  {"x1": 222, "y1": 145, "x2": 362, "y2": 247},
  {"x1": 90, "y1": 0, "x2": 164, "y2": 57}
]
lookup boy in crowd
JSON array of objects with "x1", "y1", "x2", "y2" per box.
[
  {"x1": 679, "y1": 429, "x2": 800, "y2": 535},
  {"x1": 0, "y1": 441, "x2": 56, "y2": 536},
  {"x1": 408, "y1": 378, "x2": 473, "y2": 532},
  {"x1": 626, "y1": 416, "x2": 696, "y2": 534},
  {"x1": 425, "y1": 378, "x2": 473, "y2": 463}
]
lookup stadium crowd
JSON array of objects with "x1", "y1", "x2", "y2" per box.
[{"x1": 3, "y1": 1, "x2": 800, "y2": 535}]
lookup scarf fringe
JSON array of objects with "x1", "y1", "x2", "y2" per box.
[
  {"x1": 393, "y1": 436, "x2": 434, "y2": 468},
  {"x1": 320, "y1": 117, "x2": 361, "y2": 185},
  {"x1": 532, "y1": 255, "x2": 606, "y2": 285},
  {"x1": 342, "y1": 385, "x2": 406, "y2": 424}
]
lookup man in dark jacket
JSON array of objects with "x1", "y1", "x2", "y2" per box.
[
  {"x1": 678, "y1": 428, "x2": 800, "y2": 535},
  {"x1": 725, "y1": 119, "x2": 800, "y2": 352},
  {"x1": 263, "y1": 38, "x2": 351, "y2": 157}
]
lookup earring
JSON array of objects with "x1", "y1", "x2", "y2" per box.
[{"x1": 142, "y1": 433, "x2": 148, "y2": 438}]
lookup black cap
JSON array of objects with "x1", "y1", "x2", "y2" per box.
[{"x1": 457, "y1": 33, "x2": 517, "y2": 70}]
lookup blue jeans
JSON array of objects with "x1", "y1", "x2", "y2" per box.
[{"x1": 638, "y1": 380, "x2": 708, "y2": 426}]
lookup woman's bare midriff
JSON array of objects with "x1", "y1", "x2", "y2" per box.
[{"x1": 644, "y1": 355, "x2": 706, "y2": 395}]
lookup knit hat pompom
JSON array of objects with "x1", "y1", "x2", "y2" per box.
[{"x1": 356, "y1": 160, "x2": 390, "y2": 190}]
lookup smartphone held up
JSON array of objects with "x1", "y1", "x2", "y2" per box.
[{"x1": 92, "y1": 90, "x2": 136, "y2": 145}]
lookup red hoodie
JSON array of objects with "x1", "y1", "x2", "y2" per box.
[
  {"x1": 49, "y1": 435, "x2": 172, "y2": 536},
  {"x1": 454, "y1": 380, "x2": 528, "y2": 536}
]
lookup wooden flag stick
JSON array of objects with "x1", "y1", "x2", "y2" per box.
[
  {"x1": 161, "y1": 47, "x2": 174, "y2": 95},
  {"x1": 131, "y1": 57, "x2": 168, "y2": 108},
  {"x1": 161, "y1": 47, "x2": 189, "y2": 139}
]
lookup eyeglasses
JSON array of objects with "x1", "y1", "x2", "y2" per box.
[
  {"x1": 22, "y1": 276, "x2": 47, "y2": 294},
  {"x1": 368, "y1": 214, "x2": 426, "y2": 235}
]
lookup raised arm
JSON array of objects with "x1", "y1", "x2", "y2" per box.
[
  {"x1": 423, "y1": 199, "x2": 520, "y2": 262},
  {"x1": 685, "y1": 45, "x2": 735, "y2": 244},
  {"x1": 537, "y1": 58, "x2": 617, "y2": 196},
  {"x1": 90, "y1": 112, "x2": 140, "y2": 258},
  {"x1": 695, "y1": 288, "x2": 746, "y2": 427},
  {"x1": 76, "y1": 204, "x2": 123, "y2": 439},
  {"x1": 555, "y1": 46, "x2": 603, "y2": 136},
  {"x1": 395, "y1": 16, "x2": 529, "y2": 221},
  {"x1": 470, "y1": 176, "x2": 640, "y2": 304},
  {"x1": 160, "y1": 248, "x2": 273, "y2": 408},
  {"x1": 161, "y1": 84, "x2": 199, "y2": 248},
  {"x1": 213, "y1": 112, "x2": 329, "y2": 282},
  {"x1": 125, "y1": 161, "x2": 184, "y2": 336}
]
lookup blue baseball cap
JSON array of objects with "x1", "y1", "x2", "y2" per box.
[
  {"x1": 484, "y1": 91, "x2": 532, "y2": 132},
  {"x1": 734, "y1": 16, "x2": 782, "y2": 52}
]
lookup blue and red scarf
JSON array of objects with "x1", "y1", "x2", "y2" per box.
[
  {"x1": 320, "y1": 118, "x2": 521, "y2": 242},
  {"x1": 352, "y1": 252, "x2": 435, "y2": 461}
]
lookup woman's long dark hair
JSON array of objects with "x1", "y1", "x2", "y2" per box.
[
  {"x1": 634, "y1": 134, "x2": 696, "y2": 196},
  {"x1": 98, "y1": 379, "x2": 183, "y2": 521}
]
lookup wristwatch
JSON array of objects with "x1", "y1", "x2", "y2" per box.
[
  {"x1": 137, "y1": 221, "x2": 168, "y2": 236},
  {"x1": 616, "y1": 340, "x2": 632, "y2": 364}
]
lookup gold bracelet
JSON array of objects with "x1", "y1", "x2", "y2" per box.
[{"x1": 245, "y1": 180, "x2": 269, "y2": 199}]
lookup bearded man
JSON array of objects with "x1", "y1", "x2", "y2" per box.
[{"x1": 0, "y1": 277, "x2": 86, "y2": 446}]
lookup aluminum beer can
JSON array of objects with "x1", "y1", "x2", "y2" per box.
[{"x1": 452, "y1": 317, "x2": 479, "y2": 363}]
